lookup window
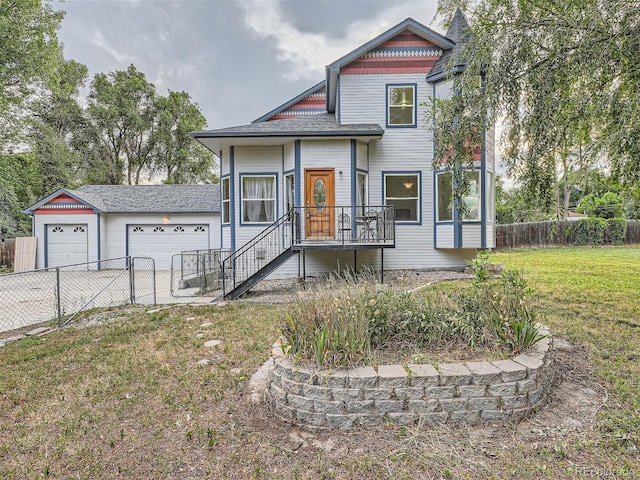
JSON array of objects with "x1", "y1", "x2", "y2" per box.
[
  {"x1": 221, "y1": 177, "x2": 230, "y2": 224},
  {"x1": 356, "y1": 172, "x2": 368, "y2": 215},
  {"x1": 153, "y1": 226, "x2": 165, "y2": 232},
  {"x1": 133, "y1": 226, "x2": 144, "y2": 232},
  {"x1": 174, "y1": 226, "x2": 185, "y2": 232},
  {"x1": 73, "y1": 226, "x2": 85, "y2": 233},
  {"x1": 384, "y1": 173, "x2": 419, "y2": 222},
  {"x1": 436, "y1": 172, "x2": 453, "y2": 222},
  {"x1": 285, "y1": 173, "x2": 295, "y2": 213},
  {"x1": 194, "y1": 226, "x2": 206, "y2": 232},
  {"x1": 436, "y1": 170, "x2": 482, "y2": 222},
  {"x1": 242, "y1": 175, "x2": 276, "y2": 223},
  {"x1": 387, "y1": 85, "x2": 416, "y2": 126},
  {"x1": 52, "y1": 226, "x2": 64, "y2": 233}
]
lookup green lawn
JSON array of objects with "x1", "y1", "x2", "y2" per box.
[{"x1": 0, "y1": 246, "x2": 638, "y2": 479}]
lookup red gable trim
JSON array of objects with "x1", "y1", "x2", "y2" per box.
[
  {"x1": 35, "y1": 208, "x2": 95, "y2": 215},
  {"x1": 267, "y1": 87, "x2": 327, "y2": 121},
  {"x1": 49, "y1": 194, "x2": 80, "y2": 204},
  {"x1": 341, "y1": 30, "x2": 443, "y2": 75}
]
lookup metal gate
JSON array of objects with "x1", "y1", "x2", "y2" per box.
[{"x1": 170, "y1": 249, "x2": 231, "y2": 297}]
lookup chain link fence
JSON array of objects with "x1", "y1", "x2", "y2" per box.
[
  {"x1": 170, "y1": 249, "x2": 231, "y2": 297},
  {"x1": 0, "y1": 257, "x2": 155, "y2": 334}
]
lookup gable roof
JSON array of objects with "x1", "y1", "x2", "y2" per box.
[
  {"x1": 253, "y1": 81, "x2": 326, "y2": 123},
  {"x1": 24, "y1": 185, "x2": 220, "y2": 215},
  {"x1": 325, "y1": 17, "x2": 456, "y2": 112},
  {"x1": 426, "y1": 8, "x2": 472, "y2": 81},
  {"x1": 192, "y1": 113, "x2": 383, "y2": 153}
]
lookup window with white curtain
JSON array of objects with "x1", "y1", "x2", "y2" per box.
[{"x1": 242, "y1": 175, "x2": 276, "y2": 223}]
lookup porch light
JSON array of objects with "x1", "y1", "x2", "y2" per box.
[{"x1": 163, "y1": 214, "x2": 171, "y2": 223}]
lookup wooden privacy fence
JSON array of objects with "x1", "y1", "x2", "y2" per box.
[
  {"x1": 496, "y1": 220, "x2": 640, "y2": 249},
  {"x1": 0, "y1": 238, "x2": 16, "y2": 268}
]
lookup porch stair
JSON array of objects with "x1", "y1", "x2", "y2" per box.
[
  {"x1": 223, "y1": 248, "x2": 297, "y2": 300},
  {"x1": 222, "y1": 210, "x2": 297, "y2": 300}
]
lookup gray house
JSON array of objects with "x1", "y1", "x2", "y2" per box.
[{"x1": 24, "y1": 185, "x2": 220, "y2": 270}]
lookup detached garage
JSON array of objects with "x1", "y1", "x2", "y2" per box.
[{"x1": 24, "y1": 185, "x2": 220, "y2": 270}]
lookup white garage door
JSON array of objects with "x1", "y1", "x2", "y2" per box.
[
  {"x1": 47, "y1": 224, "x2": 88, "y2": 269},
  {"x1": 128, "y1": 224, "x2": 209, "y2": 269}
]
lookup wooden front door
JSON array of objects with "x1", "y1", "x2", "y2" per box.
[{"x1": 304, "y1": 168, "x2": 335, "y2": 239}]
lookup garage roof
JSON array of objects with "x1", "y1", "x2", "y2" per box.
[{"x1": 24, "y1": 185, "x2": 220, "y2": 214}]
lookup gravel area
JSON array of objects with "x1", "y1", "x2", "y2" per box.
[{"x1": 229, "y1": 269, "x2": 473, "y2": 304}]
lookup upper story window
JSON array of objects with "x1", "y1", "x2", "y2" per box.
[
  {"x1": 384, "y1": 173, "x2": 420, "y2": 222},
  {"x1": 221, "y1": 177, "x2": 230, "y2": 224},
  {"x1": 387, "y1": 85, "x2": 416, "y2": 127},
  {"x1": 436, "y1": 170, "x2": 481, "y2": 222},
  {"x1": 241, "y1": 174, "x2": 276, "y2": 224}
]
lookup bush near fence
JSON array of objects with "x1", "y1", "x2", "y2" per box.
[{"x1": 496, "y1": 219, "x2": 640, "y2": 249}]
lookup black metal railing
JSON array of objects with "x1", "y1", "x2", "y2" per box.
[
  {"x1": 291, "y1": 205, "x2": 395, "y2": 246},
  {"x1": 222, "y1": 210, "x2": 295, "y2": 296}
]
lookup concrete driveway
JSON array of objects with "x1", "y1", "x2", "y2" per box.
[{"x1": 0, "y1": 269, "x2": 214, "y2": 335}]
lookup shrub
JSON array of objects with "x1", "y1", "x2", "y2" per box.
[
  {"x1": 606, "y1": 218, "x2": 627, "y2": 245},
  {"x1": 467, "y1": 250, "x2": 491, "y2": 284},
  {"x1": 574, "y1": 217, "x2": 608, "y2": 245},
  {"x1": 282, "y1": 269, "x2": 546, "y2": 367},
  {"x1": 488, "y1": 269, "x2": 548, "y2": 354}
]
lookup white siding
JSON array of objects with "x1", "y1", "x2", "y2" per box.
[
  {"x1": 103, "y1": 213, "x2": 219, "y2": 264},
  {"x1": 436, "y1": 224, "x2": 454, "y2": 248},
  {"x1": 356, "y1": 141, "x2": 368, "y2": 171},
  {"x1": 284, "y1": 142, "x2": 295, "y2": 172},
  {"x1": 33, "y1": 213, "x2": 98, "y2": 269},
  {"x1": 300, "y1": 140, "x2": 351, "y2": 207}
]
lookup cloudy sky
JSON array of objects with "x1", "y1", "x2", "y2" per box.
[{"x1": 53, "y1": 0, "x2": 444, "y2": 130}]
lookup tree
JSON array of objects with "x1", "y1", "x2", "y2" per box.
[
  {"x1": 434, "y1": 0, "x2": 640, "y2": 213},
  {"x1": 0, "y1": 153, "x2": 40, "y2": 236},
  {"x1": 153, "y1": 91, "x2": 217, "y2": 184},
  {"x1": 31, "y1": 58, "x2": 89, "y2": 193},
  {"x1": 0, "y1": 0, "x2": 63, "y2": 145},
  {"x1": 83, "y1": 64, "x2": 156, "y2": 185}
]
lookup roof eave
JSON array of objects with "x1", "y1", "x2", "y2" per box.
[
  {"x1": 426, "y1": 64, "x2": 466, "y2": 82},
  {"x1": 23, "y1": 188, "x2": 102, "y2": 215},
  {"x1": 253, "y1": 80, "x2": 326, "y2": 123}
]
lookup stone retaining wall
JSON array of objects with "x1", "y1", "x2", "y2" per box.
[{"x1": 267, "y1": 329, "x2": 555, "y2": 430}]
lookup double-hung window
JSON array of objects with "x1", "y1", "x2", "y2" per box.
[
  {"x1": 436, "y1": 170, "x2": 481, "y2": 222},
  {"x1": 387, "y1": 85, "x2": 416, "y2": 127},
  {"x1": 221, "y1": 177, "x2": 230, "y2": 224},
  {"x1": 241, "y1": 175, "x2": 276, "y2": 223},
  {"x1": 384, "y1": 173, "x2": 419, "y2": 222}
]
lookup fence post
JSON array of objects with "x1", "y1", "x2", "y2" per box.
[
  {"x1": 129, "y1": 257, "x2": 135, "y2": 304},
  {"x1": 56, "y1": 267, "x2": 62, "y2": 328}
]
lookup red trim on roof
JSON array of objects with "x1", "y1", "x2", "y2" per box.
[
  {"x1": 342, "y1": 59, "x2": 440, "y2": 75},
  {"x1": 378, "y1": 32, "x2": 438, "y2": 48},
  {"x1": 35, "y1": 208, "x2": 95, "y2": 215},
  {"x1": 49, "y1": 194, "x2": 80, "y2": 204}
]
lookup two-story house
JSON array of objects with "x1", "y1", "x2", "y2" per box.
[{"x1": 192, "y1": 11, "x2": 495, "y2": 299}]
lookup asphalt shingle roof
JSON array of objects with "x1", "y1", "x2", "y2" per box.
[
  {"x1": 192, "y1": 113, "x2": 383, "y2": 138},
  {"x1": 427, "y1": 9, "x2": 472, "y2": 80},
  {"x1": 72, "y1": 185, "x2": 220, "y2": 213}
]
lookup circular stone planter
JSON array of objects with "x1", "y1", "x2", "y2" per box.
[{"x1": 264, "y1": 328, "x2": 556, "y2": 430}]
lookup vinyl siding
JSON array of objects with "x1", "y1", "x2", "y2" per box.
[
  {"x1": 33, "y1": 213, "x2": 98, "y2": 269},
  {"x1": 356, "y1": 141, "x2": 368, "y2": 171}
]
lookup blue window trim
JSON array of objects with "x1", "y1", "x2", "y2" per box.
[
  {"x1": 221, "y1": 175, "x2": 231, "y2": 226},
  {"x1": 434, "y1": 168, "x2": 483, "y2": 224},
  {"x1": 386, "y1": 83, "x2": 418, "y2": 128},
  {"x1": 239, "y1": 172, "x2": 279, "y2": 226},
  {"x1": 382, "y1": 170, "x2": 422, "y2": 225},
  {"x1": 229, "y1": 148, "x2": 235, "y2": 251}
]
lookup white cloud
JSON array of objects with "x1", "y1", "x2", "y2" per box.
[
  {"x1": 237, "y1": 0, "x2": 441, "y2": 82},
  {"x1": 89, "y1": 30, "x2": 135, "y2": 65}
]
